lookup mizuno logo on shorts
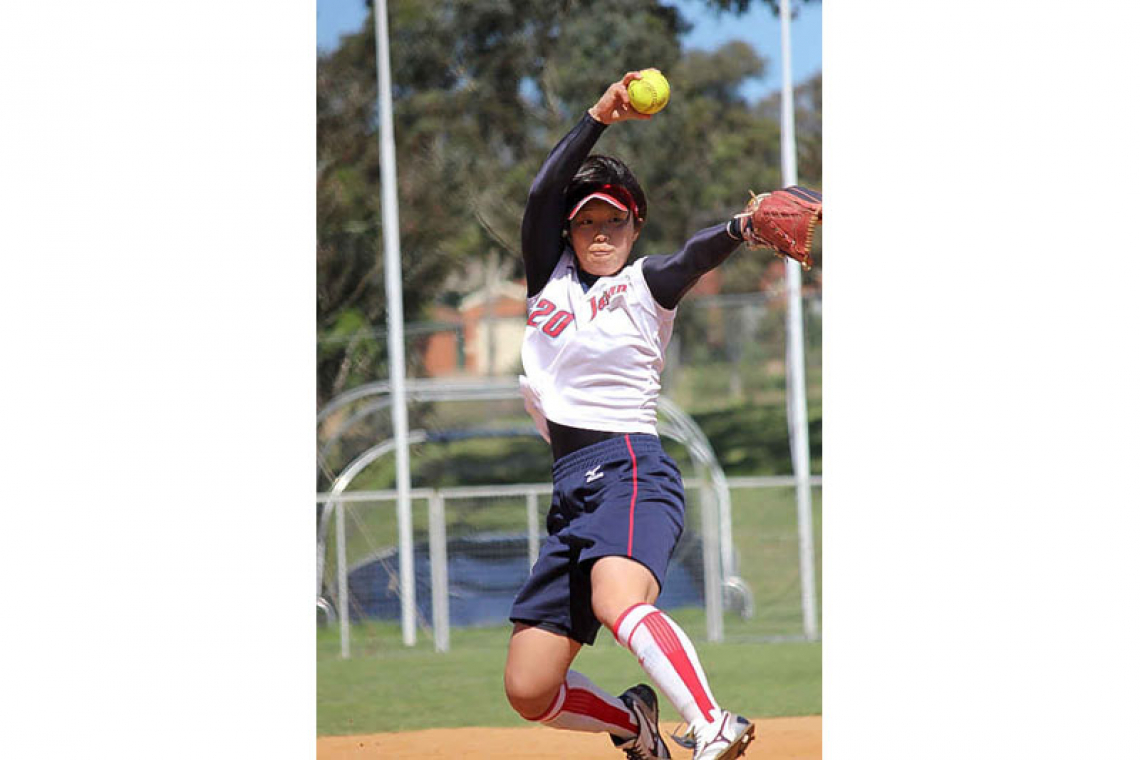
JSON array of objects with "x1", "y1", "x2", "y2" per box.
[{"x1": 585, "y1": 465, "x2": 604, "y2": 483}]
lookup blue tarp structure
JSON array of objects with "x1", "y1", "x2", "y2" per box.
[{"x1": 345, "y1": 532, "x2": 706, "y2": 626}]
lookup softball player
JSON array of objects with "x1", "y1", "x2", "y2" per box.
[{"x1": 503, "y1": 71, "x2": 782, "y2": 760}]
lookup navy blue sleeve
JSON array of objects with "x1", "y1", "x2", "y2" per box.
[
  {"x1": 521, "y1": 113, "x2": 608, "y2": 297},
  {"x1": 642, "y1": 224, "x2": 743, "y2": 310}
]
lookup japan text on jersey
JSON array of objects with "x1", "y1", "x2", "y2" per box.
[
  {"x1": 518, "y1": 253, "x2": 676, "y2": 438},
  {"x1": 526, "y1": 280, "x2": 631, "y2": 339}
]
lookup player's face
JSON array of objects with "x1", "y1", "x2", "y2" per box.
[{"x1": 569, "y1": 199, "x2": 640, "y2": 277}]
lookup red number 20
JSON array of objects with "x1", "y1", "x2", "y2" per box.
[{"x1": 527, "y1": 299, "x2": 573, "y2": 338}]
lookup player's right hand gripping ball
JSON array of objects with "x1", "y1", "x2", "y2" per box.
[
  {"x1": 628, "y1": 69, "x2": 670, "y2": 114},
  {"x1": 738, "y1": 186, "x2": 823, "y2": 269}
]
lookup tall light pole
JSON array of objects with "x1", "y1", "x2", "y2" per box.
[
  {"x1": 779, "y1": 0, "x2": 819, "y2": 642},
  {"x1": 374, "y1": 0, "x2": 416, "y2": 647}
]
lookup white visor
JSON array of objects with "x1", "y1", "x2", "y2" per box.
[{"x1": 567, "y1": 192, "x2": 630, "y2": 220}]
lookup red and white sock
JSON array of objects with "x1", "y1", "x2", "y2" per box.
[
  {"x1": 613, "y1": 603, "x2": 721, "y2": 728},
  {"x1": 528, "y1": 670, "x2": 638, "y2": 739}
]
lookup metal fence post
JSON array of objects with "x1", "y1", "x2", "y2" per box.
[
  {"x1": 428, "y1": 490, "x2": 450, "y2": 652},
  {"x1": 336, "y1": 498, "x2": 350, "y2": 658},
  {"x1": 797, "y1": 490, "x2": 819, "y2": 641},
  {"x1": 699, "y1": 478, "x2": 724, "y2": 642},
  {"x1": 526, "y1": 491, "x2": 540, "y2": 569}
]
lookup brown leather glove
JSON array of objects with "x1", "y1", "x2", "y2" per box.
[{"x1": 736, "y1": 186, "x2": 822, "y2": 270}]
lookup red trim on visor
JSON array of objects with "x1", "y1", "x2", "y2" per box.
[
  {"x1": 567, "y1": 184, "x2": 639, "y2": 221},
  {"x1": 567, "y1": 192, "x2": 628, "y2": 220}
]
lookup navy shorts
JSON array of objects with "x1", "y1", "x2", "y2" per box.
[{"x1": 509, "y1": 433, "x2": 686, "y2": 645}]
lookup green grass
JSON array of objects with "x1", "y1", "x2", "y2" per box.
[
  {"x1": 317, "y1": 409, "x2": 823, "y2": 735},
  {"x1": 317, "y1": 483, "x2": 823, "y2": 735},
  {"x1": 721, "y1": 486, "x2": 823, "y2": 640},
  {"x1": 317, "y1": 620, "x2": 820, "y2": 736}
]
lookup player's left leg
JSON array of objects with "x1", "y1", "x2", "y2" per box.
[
  {"x1": 504, "y1": 623, "x2": 582, "y2": 721},
  {"x1": 592, "y1": 557, "x2": 755, "y2": 760}
]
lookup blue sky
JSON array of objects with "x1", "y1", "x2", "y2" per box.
[{"x1": 316, "y1": 0, "x2": 821, "y2": 102}]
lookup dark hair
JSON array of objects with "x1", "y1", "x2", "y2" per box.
[{"x1": 565, "y1": 155, "x2": 648, "y2": 228}]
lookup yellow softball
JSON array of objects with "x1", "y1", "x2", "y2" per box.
[{"x1": 628, "y1": 69, "x2": 670, "y2": 115}]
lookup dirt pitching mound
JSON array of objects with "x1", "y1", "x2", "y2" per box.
[{"x1": 318, "y1": 716, "x2": 820, "y2": 759}]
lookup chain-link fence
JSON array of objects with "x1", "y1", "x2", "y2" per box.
[
  {"x1": 316, "y1": 478, "x2": 820, "y2": 656},
  {"x1": 316, "y1": 291, "x2": 822, "y2": 656}
]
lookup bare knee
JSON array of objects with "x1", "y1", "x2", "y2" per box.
[
  {"x1": 504, "y1": 665, "x2": 560, "y2": 720},
  {"x1": 504, "y1": 623, "x2": 579, "y2": 719},
  {"x1": 593, "y1": 590, "x2": 649, "y2": 631},
  {"x1": 591, "y1": 557, "x2": 660, "y2": 631}
]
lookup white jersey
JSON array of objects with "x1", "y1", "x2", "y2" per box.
[{"x1": 519, "y1": 251, "x2": 676, "y2": 440}]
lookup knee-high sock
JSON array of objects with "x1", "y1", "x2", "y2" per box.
[
  {"x1": 613, "y1": 603, "x2": 721, "y2": 727},
  {"x1": 528, "y1": 670, "x2": 638, "y2": 738}
]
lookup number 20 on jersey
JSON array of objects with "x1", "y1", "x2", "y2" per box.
[{"x1": 526, "y1": 298, "x2": 573, "y2": 337}]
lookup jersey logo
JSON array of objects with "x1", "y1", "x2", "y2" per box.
[
  {"x1": 585, "y1": 465, "x2": 605, "y2": 483},
  {"x1": 588, "y1": 283, "x2": 628, "y2": 321}
]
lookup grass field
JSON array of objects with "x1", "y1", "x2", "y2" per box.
[
  {"x1": 722, "y1": 485, "x2": 823, "y2": 640},
  {"x1": 317, "y1": 482, "x2": 822, "y2": 736},
  {"x1": 317, "y1": 619, "x2": 821, "y2": 736}
]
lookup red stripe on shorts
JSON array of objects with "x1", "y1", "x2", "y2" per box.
[
  {"x1": 564, "y1": 688, "x2": 638, "y2": 734},
  {"x1": 644, "y1": 610, "x2": 716, "y2": 722},
  {"x1": 624, "y1": 435, "x2": 638, "y2": 556}
]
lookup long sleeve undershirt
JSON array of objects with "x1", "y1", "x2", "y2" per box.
[
  {"x1": 521, "y1": 114, "x2": 607, "y2": 296},
  {"x1": 521, "y1": 112, "x2": 743, "y2": 310}
]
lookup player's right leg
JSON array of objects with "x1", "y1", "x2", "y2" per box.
[
  {"x1": 589, "y1": 551, "x2": 756, "y2": 758},
  {"x1": 504, "y1": 623, "x2": 671, "y2": 758},
  {"x1": 602, "y1": 595, "x2": 755, "y2": 760},
  {"x1": 572, "y1": 432, "x2": 755, "y2": 760}
]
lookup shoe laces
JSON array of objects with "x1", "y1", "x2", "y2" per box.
[
  {"x1": 616, "y1": 733, "x2": 650, "y2": 760},
  {"x1": 669, "y1": 723, "x2": 698, "y2": 750}
]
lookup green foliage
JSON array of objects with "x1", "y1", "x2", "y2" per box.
[
  {"x1": 340, "y1": 434, "x2": 553, "y2": 494},
  {"x1": 327, "y1": 395, "x2": 818, "y2": 494},
  {"x1": 413, "y1": 436, "x2": 552, "y2": 487},
  {"x1": 753, "y1": 71, "x2": 822, "y2": 283},
  {"x1": 317, "y1": 0, "x2": 823, "y2": 405},
  {"x1": 691, "y1": 403, "x2": 821, "y2": 475},
  {"x1": 704, "y1": 0, "x2": 821, "y2": 17}
]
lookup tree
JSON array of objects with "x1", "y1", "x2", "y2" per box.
[
  {"x1": 703, "y1": 0, "x2": 821, "y2": 16},
  {"x1": 317, "y1": 0, "x2": 817, "y2": 405}
]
